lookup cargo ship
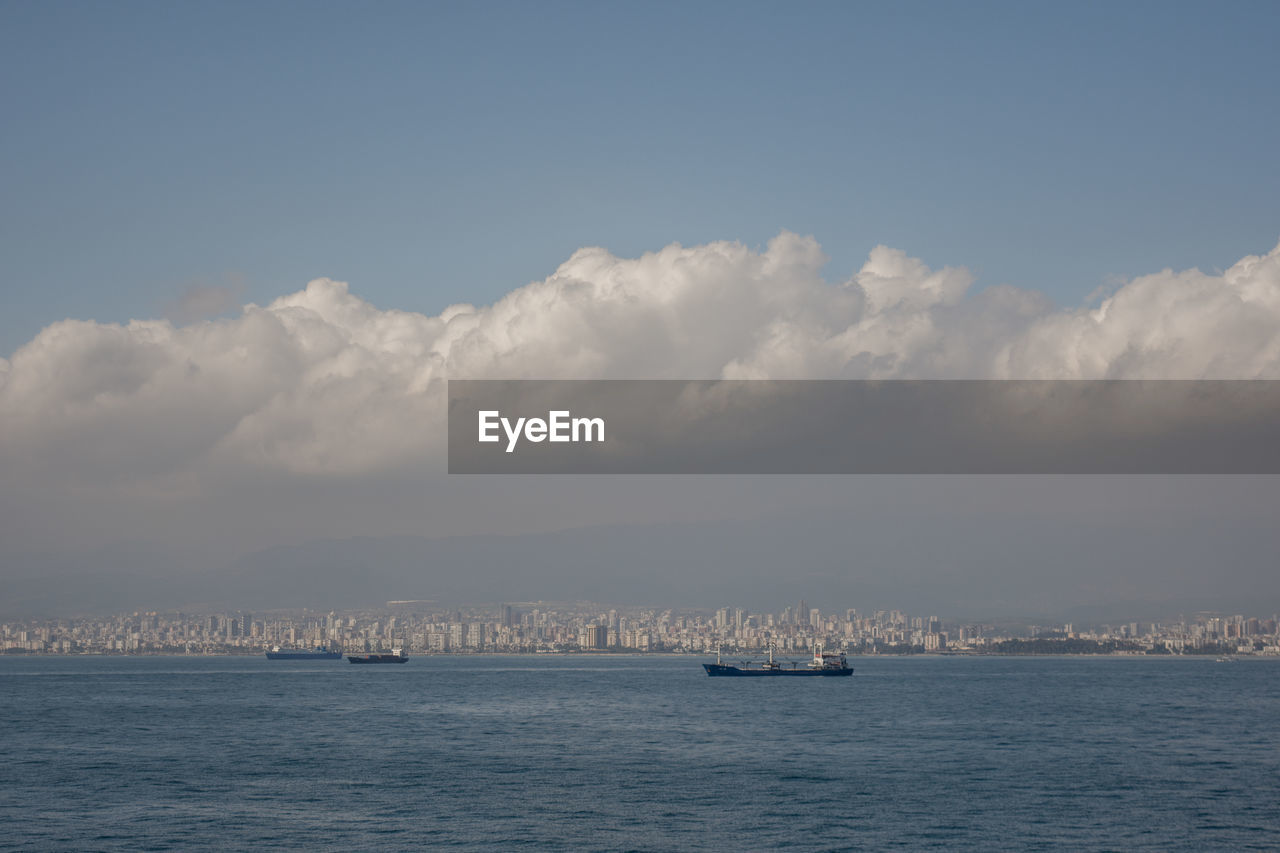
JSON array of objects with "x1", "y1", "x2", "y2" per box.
[
  {"x1": 265, "y1": 646, "x2": 342, "y2": 660},
  {"x1": 347, "y1": 647, "x2": 409, "y2": 664},
  {"x1": 704, "y1": 643, "x2": 852, "y2": 677}
]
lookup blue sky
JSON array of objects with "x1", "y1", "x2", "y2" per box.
[{"x1": 3, "y1": 0, "x2": 1278, "y2": 355}]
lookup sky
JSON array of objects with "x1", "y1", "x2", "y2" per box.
[
  {"x1": 2, "y1": 1, "x2": 1280, "y2": 618},
  {"x1": 4, "y1": 0, "x2": 1279, "y2": 354}
]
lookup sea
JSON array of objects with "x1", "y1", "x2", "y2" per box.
[{"x1": 1, "y1": 654, "x2": 1277, "y2": 851}]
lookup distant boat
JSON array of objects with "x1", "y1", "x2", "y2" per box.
[
  {"x1": 704, "y1": 642, "x2": 853, "y2": 677},
  {"x1": 265, "y1": 646, "x2": 341, "y2": 661},
  {"x1": 347, "y1": 647, "x2": 409, "y2": 664}
]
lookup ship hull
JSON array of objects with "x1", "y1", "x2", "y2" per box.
[
  {"x1": 703, "y1": 664, "x2": 852, "y2": 677},
  {"x1": 347, "y1": 655, "x2": 408, "y2": 664}
]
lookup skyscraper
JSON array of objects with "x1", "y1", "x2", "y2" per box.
[{"x1": 583, "y1": 624, "x2": 608, "y2": 650}]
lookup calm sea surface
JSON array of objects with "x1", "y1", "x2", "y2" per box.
[{"x1": 1, "y1": 655, "x2": 1278, "y2": 851}]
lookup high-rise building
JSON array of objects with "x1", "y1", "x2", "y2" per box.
[{"x1": 583, "y1": 624, "x2": 608, "y2": 649}]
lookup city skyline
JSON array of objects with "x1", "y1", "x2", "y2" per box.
[
  {"x1": 7, "y1": 598, "x2": 1278, "y2": 659},
  {"x1": 4, "y1": 2, "x2": 1280, "y2": 640}
]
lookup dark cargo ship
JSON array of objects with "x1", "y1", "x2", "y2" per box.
[
  {"x1": 265, "y1": 646, "x2": 342, "y2": 660},
  {"x1": 347, "y1": 647, "x2": 409, "y2": 664},
  {"x1": 704, "y1": 643, "x2": 852, "y2": 677}
]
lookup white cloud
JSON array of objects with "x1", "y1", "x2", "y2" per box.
[{"x1": 2, "y1": 232, "x2": 1279, "y2": 481}]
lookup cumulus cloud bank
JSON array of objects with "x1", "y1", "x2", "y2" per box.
[{"x1": 2, "y1": 233, "x2": 1279, "y2": 480}]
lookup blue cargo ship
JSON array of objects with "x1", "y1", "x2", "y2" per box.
[
  {"x1": 347, "y1": 647, "x2": 409, "y2": 664},
  {"x1": 265, "y1": 646, "x2": 342, "y2": 660},
  {"x1": 704, "y1": 643, "x2": 852, "y2": 676}
]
